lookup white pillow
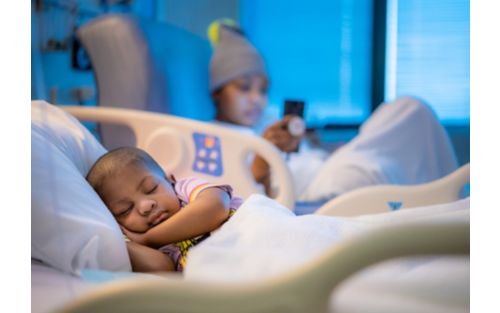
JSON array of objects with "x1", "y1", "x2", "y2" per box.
[{"x1": 31, "y1": 100, "x2": 131, "y2": 275}]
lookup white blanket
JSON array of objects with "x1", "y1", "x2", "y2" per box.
[
  {"x1": 217, "y1": 96, "x2": 458, "y2": 202},
  {"x1": 185, "y1": 195, "x2": 469, "y2": 312},
  {"x1": 298, "y1": 96, "x2": 459, "y2": 201}
]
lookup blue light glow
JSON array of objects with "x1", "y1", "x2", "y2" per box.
[
  {"x1": 385, "y1": 0, "x2": 470, "y2": 125},
  {"x1": 240, "y1": 0, "x2": 373, "y2": 127}
]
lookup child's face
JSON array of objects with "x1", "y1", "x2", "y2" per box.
[
  {"x1": 214, "y1": 74, "x2": 269, "y2": 127},
  {"x1": 99, "y1": 163, "x2": 181, "y2": 233}
]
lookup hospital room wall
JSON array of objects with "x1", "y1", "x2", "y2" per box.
[
  {"x1": 155, "y1": 0, "x2": 238, "y2": 39},
  {"x1": 31, "y1": 1, "x2": 99, "y2": 105}
]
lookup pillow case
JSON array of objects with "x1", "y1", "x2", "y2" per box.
[{"x1": 31, "y1": 100, "x2": 131, "y2": 275}]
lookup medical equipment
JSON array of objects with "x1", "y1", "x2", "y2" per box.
[{"x1": 31, "y1": 101, "x2": 469, "y2": 313}]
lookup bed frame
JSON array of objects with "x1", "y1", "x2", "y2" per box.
[{"x1": 317, "y1": 163, "x2": 470, "y2": 216}]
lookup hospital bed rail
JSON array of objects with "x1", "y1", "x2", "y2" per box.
[
  {"x1": 58, "y1": 220, "x2": 469, "y2": 313},
  {"x1": 316, "y1": 163, "x2": 470, "y2": 217},
  {"x1": 62, "y1": 105, "x2": 295, "y2": 209}
]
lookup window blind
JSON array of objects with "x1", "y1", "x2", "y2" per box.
[{"x1": 385, "y1": 0, "x2": 470, "y2": 125}]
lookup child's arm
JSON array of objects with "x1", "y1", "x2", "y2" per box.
[
  {"x1": 252, "y1": 116, "x2": 301, "y2": 195},
  {"x1": 251, "y1": 155, "x2": 272, "y2": 195},
  {"x1": 123, "y1": 187, "x2": 231, "y2": 249},
  {"x1": 126, "y1": 241, "x2": 175, "y2": 272}
]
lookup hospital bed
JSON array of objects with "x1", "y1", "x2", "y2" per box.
[{"x1": 32, "y1": 101, "x2": 469, "y2": 313}]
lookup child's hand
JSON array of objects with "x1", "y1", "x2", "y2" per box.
[
  {"x1": 126, "y1": 241, "x2": 175, "y2": 272},
  {"x1": 120, "y1": 226, "x2": 149, "y2": 246},
  {"x1": 263, "y1": 116, "x2": 302, "y2": 152}
]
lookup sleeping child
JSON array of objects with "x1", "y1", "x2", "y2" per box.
[{"x1": 86, "y1": 146, "x2": 243, "y2": 272}]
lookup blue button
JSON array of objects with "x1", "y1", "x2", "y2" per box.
[{"x1": 192, "y1": 132, "x2": 223, "y2": 176}]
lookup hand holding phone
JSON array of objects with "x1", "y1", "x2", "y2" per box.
[
  {"x1": 283, "y1": 100, "x2": 306, "y2": 152},
  {"x1": 284, "y1": 99, "x2": 305, "y2": 136},
  {"x1": 284, "y1": 100, "x2": 305, "y2": 118}
]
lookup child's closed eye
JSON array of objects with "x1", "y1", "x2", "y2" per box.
[
  {"x1": 146, "y1": 185, "x2": 158, "y2": 194},
  {"x1": 117, "y1": 205, "x2": 133, "y2": 218}
]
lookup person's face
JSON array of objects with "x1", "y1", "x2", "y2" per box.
[
  {"x1": 214, "y1": 74, "x2": 269, "y2": 127},
  {"x1": 99, "y1": 162, "x2": 181, "y2": 233}
]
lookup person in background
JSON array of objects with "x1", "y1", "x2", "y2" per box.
[
  {"x1": 208, "y1": 19, "x2": 312, "y2": 196},
  {"x1": 86, "y1": 147, "x2": 243, "y2": 272},
  {"x1": 207, "y1": 19, "x2": 458, "y2": 203}
]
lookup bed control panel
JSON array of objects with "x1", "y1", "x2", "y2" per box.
[
  {"x1": 192, "y1": 132, "x2": 223, "y2": 176},
  {"x1": 387, "y1": 201, "x2": 403, "y2": 211}
]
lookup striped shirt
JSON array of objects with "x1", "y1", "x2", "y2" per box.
[{"x1": 159, "y1": 177, "x2": 243, "y2": 271}]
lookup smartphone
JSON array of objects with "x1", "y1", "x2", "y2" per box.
[
  {"x1": 284, "y1": 100, "x2": 305, "y2": 118},
  {"x1": 283, "y1": 100, "x2": 306, "y2": 152}
]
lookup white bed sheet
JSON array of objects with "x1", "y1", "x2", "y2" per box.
[
  {"x1": 299, "y1": 96, "x2": 459, "y2": 201},
  {"x1": 185, "y1": 195, "x2": 469, "y2": 312}
]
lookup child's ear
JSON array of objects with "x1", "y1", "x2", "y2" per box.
[
  {"x1": 167, "y1": 174, "x2": 176, "y2": 183},
  {"x1": 212, "y1": 90, "x2": 222, "y2": 104}
]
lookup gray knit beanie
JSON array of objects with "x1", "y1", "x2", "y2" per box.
[{"x1": 208, "y1": 20, "x2": 268, "y2": 93}]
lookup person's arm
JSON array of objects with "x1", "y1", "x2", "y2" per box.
[
  {"x1": 262, "y1": 116, "x2": 302, "y2": 152},
  {"x1": 251, "y1": 154, "x2": 272, "y2": 195},
  {"x1": 123, "y1": 187, "x2": 231, "y2": 249},
  {"x1": 126, "y1": 241, "x2": 175, "y2": 272},
  {"x1": 252, "y1": 115, "x2": 302, "y2": 194}
]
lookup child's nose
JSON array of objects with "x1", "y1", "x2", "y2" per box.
[
  {"x1": 249, "y1": 88, "x2": 264, "y2": 103},
  {"x1": 137, "y1": 198, "x2": 156, "y2": 215}
]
